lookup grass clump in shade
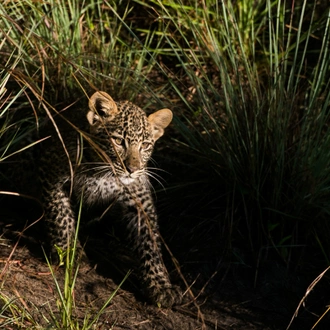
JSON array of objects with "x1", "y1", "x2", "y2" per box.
[{"x1": 134, "y1": 0, "x2": 330, "y2": 270}]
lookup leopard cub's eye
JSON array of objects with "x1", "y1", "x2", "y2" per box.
[
  {"x1": 113, "y1": 137, "x2": 124, "y2": 146},
  {"x1": 141, "y1": 142, "x2": 151, "y2": 150}
]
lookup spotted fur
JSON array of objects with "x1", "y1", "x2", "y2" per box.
[{"x1": 15, "y1": 91, "x2": 182, "y2": 307}]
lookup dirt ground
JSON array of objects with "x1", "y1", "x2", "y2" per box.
[
  {"x1": 0, "y1": 239, "x2": 279, "y2": 330},
  {"x1": 0, "y1": 189, "x2": 329, "y2": 330},
  {"x1": 1, "y1": 213, "x2": 324, "y2": 330}
]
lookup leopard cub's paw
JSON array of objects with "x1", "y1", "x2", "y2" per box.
[{"x1": 149, "y1": 285, "x2": 183, "y2": 308}]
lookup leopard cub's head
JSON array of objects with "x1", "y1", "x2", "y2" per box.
[{"x1": 86, "y1": 91, "x2": 172, "y2": 180}]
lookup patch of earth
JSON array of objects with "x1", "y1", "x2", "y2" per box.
[
  {"x1": 1, "y1": 202, "x2": 328, "y2": 330},
  {"x1": 0, "y1": 236, "x2": 286, "y2": 330}
]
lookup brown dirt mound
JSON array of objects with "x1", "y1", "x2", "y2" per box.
[{"x1": 0, "y1": 237, "x2": 283, "y2": 330}]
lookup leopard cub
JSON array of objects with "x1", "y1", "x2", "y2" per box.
[{"x1": 11, "y1": 91, "x2": 182, "y2": 307}]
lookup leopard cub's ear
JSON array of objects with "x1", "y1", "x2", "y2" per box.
[
  {"x1": 87, "y1": 91, "x2": 118, "y2": 126},
  {"x1": 148, "y1": 108, "x2": 173, "y2": 141}
]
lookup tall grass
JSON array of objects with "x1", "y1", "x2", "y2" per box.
[{"x1": 132, "y1": 0, "x2": 330, "y2": 267}]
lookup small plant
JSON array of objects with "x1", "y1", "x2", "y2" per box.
[{"x1": 0, "y1": 197, "x2": 129, "y2": 329}]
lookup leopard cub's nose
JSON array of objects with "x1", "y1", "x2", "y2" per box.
[
  {"x1": 125, "y1": 154, "x2": 141, "y2": 174},
  {"x1": 127, "y1": 165, "x2": 140, "y2": 173}
]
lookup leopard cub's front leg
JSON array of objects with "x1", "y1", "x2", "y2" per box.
[
  {"x1": 40, "y1": 177, "x2": 79, "y2": 261},
  {"x1": 123, "y1": 187, "x2": 183, "y2": 307}
]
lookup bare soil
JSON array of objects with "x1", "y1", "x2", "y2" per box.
[
  {"x1": 0, "y1": 238, "x2": 280, "y2": 330},
  {"x1": 0, "y1": 148, "x2": 329, "y2": 330},
  {"x1": 0, "y1": 208, "x2": 322, "y2": 330}
]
